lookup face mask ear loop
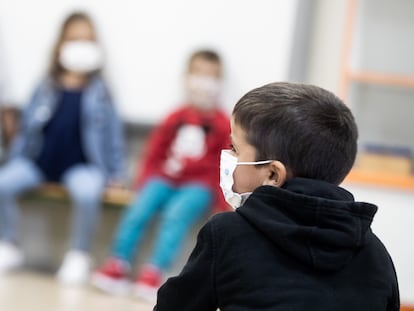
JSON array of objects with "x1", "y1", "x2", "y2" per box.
[{"x1": 237, "y1": 160, "x2": 273, "y2": 166}]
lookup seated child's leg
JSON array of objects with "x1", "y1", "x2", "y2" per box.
[
  {"x1": 111, "y1": 178, "x2": 175, "y2": 262},
  {"x1": 62, "y1": 165, "x2": 105, "y2": 252},
  {"x1": 0, "y1": 158, "x2": 43, "y2": 243},
  {"x1": 148, "y1": 183, "x2": 212, "y2": 270}
]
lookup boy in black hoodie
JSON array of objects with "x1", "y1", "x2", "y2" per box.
[{"x1": 154, "y1": 82, "x2": 399, "y2": 311}]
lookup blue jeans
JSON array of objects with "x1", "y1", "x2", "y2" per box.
[
  {"x1": 0, "y1": 157, "x2": 105, "y2": 252},
  {"x1": 111, "y1": 178, "x2": 212, "y2": 270}
]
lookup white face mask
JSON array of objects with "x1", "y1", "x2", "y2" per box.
[
  {"x1": 220, "y1": 150, "x2": 272, "y2": 209},
  {"x1": 59, "y1": 40, "x2": 103, "y2": 73},
  {"x1": 186, "y1": 74, "x2": 221, "y2": 109}
]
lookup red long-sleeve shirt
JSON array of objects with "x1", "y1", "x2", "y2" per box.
[{"x1": 135, "y1": 105, "x2": 231, "y2": 212}]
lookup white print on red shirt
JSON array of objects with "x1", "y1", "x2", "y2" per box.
[{"x1": 164, "y1": 124, "x2": 207, "y2": 177}]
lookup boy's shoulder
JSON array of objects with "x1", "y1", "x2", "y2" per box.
[
  {"x1": 206, "y1": 211, "x2": 252, "y2": 238},
  {"x1": 164, "y1": 105, "x2": 189, "y2": 117},
  {"x1": 162, "y1": 105, "x2": 199, "y2": 121},
  {"x1": 215, "y1": 109, "x2": 231, "y2": 123},
  {"x1": 163, "y1": 105, "x2": 230, "y2": 127},
  {"x1": 209, "y1": 210, "x2": 241, "y2": 224}
]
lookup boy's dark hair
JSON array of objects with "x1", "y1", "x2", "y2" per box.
[
  {"x1": 187, "y1": 49, "x2": 221, "y2": 72},
  {"x1": 233, "y1": 82, "x2": 358, "y2": 184}
]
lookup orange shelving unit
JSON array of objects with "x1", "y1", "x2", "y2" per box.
[
  {"x1": 348, "y1": 71, "x2": 414, "y2": 89},
  {"x1": 345, "y1": 168, "x2": 414, "y2": 191},
  {"x1": 339, "y1": 0, "x2": 414, "y2": 192}
]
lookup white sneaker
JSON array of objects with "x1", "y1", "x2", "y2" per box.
[
  {"x1": 0, "y1": 241, "x2": 23, "y2": 273},
  {"x1": 57, "y1": 250, "x2": 91, "y2": 285},
  {"x1": 133, "y1": 283, "x2": 158, "y2": 303}
]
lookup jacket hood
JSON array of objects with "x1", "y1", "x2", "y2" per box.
[{"x1": 237, "y1": 178, "x2": 377, "y2": 272}]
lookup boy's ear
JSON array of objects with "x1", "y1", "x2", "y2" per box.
[{"x1": 263, "y1": 161, "x2": 287, "y2": 187}]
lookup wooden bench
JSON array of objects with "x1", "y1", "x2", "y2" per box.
[{"x1": 26, "y1": 183, "x2": 135, "y2": 206}]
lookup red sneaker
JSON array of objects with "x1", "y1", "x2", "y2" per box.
[
  {"x1": 133, "y1": 264, "x2": 162, "y2": 302},
  {"x1": 91, "y1": 257, "x2": 131, "y2": 295}
]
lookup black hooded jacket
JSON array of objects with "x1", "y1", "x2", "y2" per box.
[{"x1": 155, "y1": 178, "x2": 399, "y2": 311}]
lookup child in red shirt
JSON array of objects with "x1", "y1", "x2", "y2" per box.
[{"x1": 92, "y1": 50, "x2": 230, "y2": 301}]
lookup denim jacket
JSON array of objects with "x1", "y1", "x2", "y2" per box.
[{"x1": 9, "y1": 76, "x2": 125, "y2": 181}]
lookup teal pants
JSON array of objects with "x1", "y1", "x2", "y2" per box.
[{"x1": 111, "y1": 178, "x2": 212, "y2": 270}]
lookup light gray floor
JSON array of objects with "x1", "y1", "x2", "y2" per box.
[
  {"x1": 0, "y1": 271, "x2": 154, "y2": 311},
  {"x1": 0, "y1": 198, "x2": 207, "y2": 310}
]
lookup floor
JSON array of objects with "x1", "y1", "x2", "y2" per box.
[
  {"x1": 0, "y1": 271, "x2": 154, "y2": 311},
  {"x1": 0, "y1": 200, "x2": 204, "y2": 311}
]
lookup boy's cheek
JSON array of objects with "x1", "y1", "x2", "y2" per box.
[
  {"x1": 232, "y1": 170, "x2": 243, "y2": 193},
  {"x1": 233, "y1": 168, "x2": 257, "y2": 193}
]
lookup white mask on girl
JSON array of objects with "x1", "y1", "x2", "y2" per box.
[
  {"x1": 59, "y1": 40, "x2": 103, "y2": 73},
  {"x1": 220, "y1": 150, "x2": 272, "y2": 209}
]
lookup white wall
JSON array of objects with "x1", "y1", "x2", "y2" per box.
[
  {"x1": 306, "y1": 0, "x2": 347, "y2": 94},
  {"x1": 0, "y1": 0, "x2": 298, "y2": 123}
]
